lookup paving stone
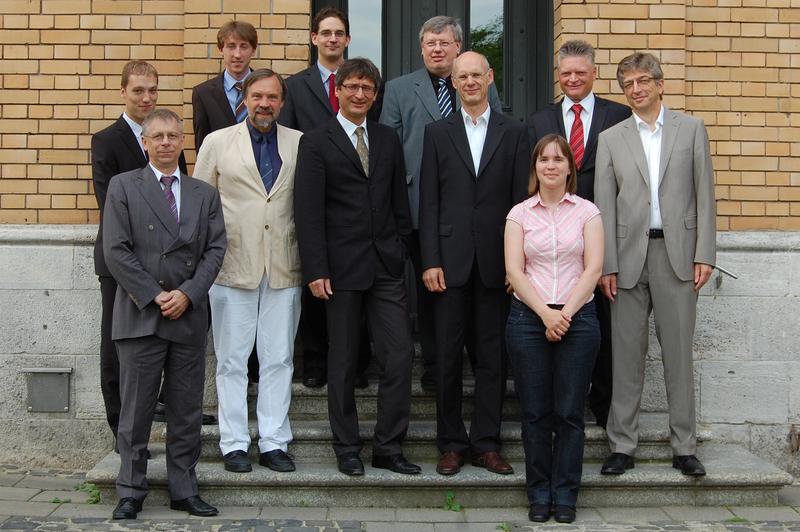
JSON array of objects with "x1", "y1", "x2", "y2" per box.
[
  {"x1": 29, "y1": 490, "x2": 91, "y2": 504},
  {"x1": 596, "y1": 507, "x2": 671, "y2": 523},
  {"x1": 261, "y1": 507, "x2": 328, "y2": 520},
  {"x1": 576, "y1": 508, "x2": 604, "y2": 522},
  {"x1": 184, "y1": 506, "x2": 261, "y2": 520},
  {"x1": 0, "y1": 501, "x2": 59, "y2": 517},
  {"x1": 462, "y1": 507, "x2": 528, "y2": 522},
  {"x1": 14, "y1": 477, "x2": 80, "y2": 491},
  {"x1": 49, "y1": 503, "x2": 116, "y2": 518},
  {"x1": 328, "y1": 508, "x2": 395, "y2": 521},
  {"x1": 730, "y1": 506, "x2": 800, "y2": 521},
  {"x1": 395, "y1": 508, "x2": 465, "y2": 522},
  {"x1": 434, "y1": 524, "x2": 502, "y2": 531},
  {"x1": 0, "y1": 487, "x2": 40, "y2": 502},
  {"x1": 0, "y1": 476, "x2": 23, "y2": 488},
  {"x1": 660, "y1": 506, "x2": 736, "y2": 521},
  {"x1": 365, "y1": 523, "x2": 434, "y2": 532},
  {"x1": 138, "y1": 505, "x2": 189, "y2": 519},
  {"x1": 779, "y1": 486, "x2": 800, "y2": 507}
]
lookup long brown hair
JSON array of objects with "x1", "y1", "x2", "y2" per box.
[{"x1": 528, "y1": 134, "x2": 578, "y2": 196}]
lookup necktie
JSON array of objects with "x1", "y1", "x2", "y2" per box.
[
  {"x1": 328, "y1": 73, "x2": 339, "y2": 114},
  {"x1": 233, "y1": 81, "x2": 247, "y2": 123},
  {"x1": 160, "y1": 174, "x2": 178, "y2": 222},
  {"x1": 437, "y1": 77, "x2": 453, "y2": 118},
  {"x1": 355, "y1": 126, "x2": 369, "y2": 176},
  {"x1": 569, "y1": 103, "x2": 585, "y2": 169},
  {"x1": 258, "y1": 136, "x2": 274, "y2": 193}
]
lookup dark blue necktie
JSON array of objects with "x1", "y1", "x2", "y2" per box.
[
  {"x1": 437, "y1": 77, "x2": 453, "y2": 118},
  {"x1": 258, "y1": 136, "x2": 274, "y2": 193}
]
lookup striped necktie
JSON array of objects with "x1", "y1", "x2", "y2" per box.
[
  {"x1": 160, "y1": 174, "x2": 178, "y2": 222},
  {"x1": 233, "y1": 81, "x2": 247, "y2": 123},
  {"x1": 569, "y1": 103, "x2": 585, "y2": 169},
  {"x1": 437, "y1": 77, "x2": 453, "y2": 118}
]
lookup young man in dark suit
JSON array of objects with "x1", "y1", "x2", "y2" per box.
[
  {"x1": 91, "y1": 61, "x2": 193, "y2": 447},
  {"x1": 192, "y1": 20, "x2": 257, "y2": 151},
  {"x1": 294, "y1": 58, "x2": 420, "y2": 477},
  {"x1": 526, "y1": 40, "x2": 631, "y2": 429},
  {"x1": 419, "y1": 51, "x2": 529, "y2": 477},
  {"x1": 103, "y1": 109, "x2": 226, "y2": 519},
  {"x1": 279, "y1": 7, "x2": 371, "y2": 389}
]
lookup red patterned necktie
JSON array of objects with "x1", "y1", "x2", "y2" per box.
[
  {"x1": 160, "y1": 174, "x2": 178, "y2": 222},
  {"x1": 328, "y1": 73, "x2": 339, "y2": 114},
  {"x1": 569, "y1": 103, "x2": 585, "y2": 169}
]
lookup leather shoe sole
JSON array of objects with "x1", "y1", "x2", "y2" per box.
[
  {"x1": 600, "y1": 452, "x2": 634, "y2": 475},
  {"x1": 372, "y1": 454, "x2": 421, "y2": 475}
]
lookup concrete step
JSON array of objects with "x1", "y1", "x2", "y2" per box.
[
  {"x1": 86, "y1": 443, "x2": 794, "y2": 508},
  {"x1": 151, "y1": 413, "x2": 712, "y2": 462}
]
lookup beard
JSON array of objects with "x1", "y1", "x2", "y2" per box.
[{"x1": 250, "y1": 109, "x2": 274, "y2": 130}]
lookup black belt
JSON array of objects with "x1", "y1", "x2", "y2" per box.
[{"x1": 648, "y1": 229, "x2": 664, "y2": 239}]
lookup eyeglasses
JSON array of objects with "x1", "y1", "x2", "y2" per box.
[
  {"x1": 340, "y1": 83, "x2": 376, "y2": 96},
  {"x1": 144, "y1": 132, "x2": 183, "y2": 143},
  {"x1": 423, "y1": 40, "x2": 455, "y2": 50},
  {"x1": 318, "y1": 30, "x2": 346, "y2": 39},
  {"x1": 622, "y1": 76, "x2": 658, "y2": 91},
  {"x1": 454, "y1": 71, "x2": 489, "y2": 83}
]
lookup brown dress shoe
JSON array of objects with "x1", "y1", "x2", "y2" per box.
[
  {"x1": 471, "y1": 451, "x2": 514, "y2": 475},
  {"x1": 436, "y1": 451, "x2": 464, "y2": 475}
]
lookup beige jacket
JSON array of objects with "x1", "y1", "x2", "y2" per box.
[{"x1": 194, "y1": 121, "x2": 303, "y2": 290}]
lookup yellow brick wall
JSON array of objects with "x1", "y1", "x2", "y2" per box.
[{"x1": 1, "y1": 0, "x2": 797, "y2": 230}]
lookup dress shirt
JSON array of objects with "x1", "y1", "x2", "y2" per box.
[
  {"x1": 506, "y1": 193, "x2": 600, "y2": 305},
  {"x1": 337, "y1": 112, "x2": 369, "y2": 150},
  {"x1": 223, "y1": 69, "x2": 252, "y2": 116},
  {"x1": 121, "y1": 112, "x2": 145, "y2": 156},
  {"x1": 633, "y1": 105, "x2": 665, "y2": 230},
  {"x1": 318, "y1": 62, "x2": 337, "y2": 96},
  {"x1": 246, "y1": 121, "x2": 282, "y2": 184},
  {"x1": 461, "y1": 104, "x2": 491, "y2": 174},
  {"x1": 149, "y1": 162, "x2": 181, "y2": 219},
  {"x1": 561, "y1": 92, "x2": 595, "y2": 147}
]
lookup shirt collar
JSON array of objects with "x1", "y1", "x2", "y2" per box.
[
  {"x1": 336, "y1": 112, "x2": 367, "y2": 139},
  {"x1": 318, "y1": 62, "x2": 336, "y2": 84},
  {"x1": 529, "y1": 192, "x2": 578, "y2": 208},
  {"x1": 149, "y1": 162, "x2": 180, "y2": 183},
  {"x1": 562, "y1": 92, "x2": 595, "y2": 116},
  {"x1": 633, "y1": 104, "x2": 665, "y2": 132},
  {"x1": 223, "y1": 69, "x2": 251, "y2": 92},
  {"x1": 461, "y1": 103, "x2": 491, "y2": 126},
  {"x1": 121, "y1": 112, "x2": 143, "y2": 138},
  {"x1": 246, "y1": 120, "x2": 277, "y2": 143}
]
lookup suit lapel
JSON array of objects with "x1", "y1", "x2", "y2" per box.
[
  {"x1": 658, "y1": 108, "x2": 679, "y2": 186},
  {"x1": 367, "y1": 123, "x2": 384, "y2": 178},
  {"x1": 445, "y1": 114, "x2": 476, "y2": 177},
  {"x1": 329, "y1": 119, "x2": 367, "y2": 178},
  {"x1": 211, "y1": 73, "x2": 236, "y2": 123},
  {"x1": 620, "y1": 117, "x2": 651, "y2": 188},
  {"x1": 552, "y1": 101, "x2": 567, "y2": 138},
  {"x1": 477, "y1": 111, "x2": 505, "y2": 178},
  {"x1": 413, "y1": 68, "x2": 442, "y2": 121},
  {"x1": 165, "y1": 174, "x2": 202, "y2": 253},
  {"x1": 137, "y1": 166, "x2": 179, "y2": 237},
  {"x1": 115, "y1": 116, "x2": 147, "y2": 166},
  {"x1": 304, "y1": 64, "x2": 334, "y2": 114},
  {"x1": 584, "y1": 97, "x2": 607, "y2": 168}
]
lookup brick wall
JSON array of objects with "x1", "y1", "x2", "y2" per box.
[{"x1": 1, "y1": 0, "x2": 798, "y2": 229}]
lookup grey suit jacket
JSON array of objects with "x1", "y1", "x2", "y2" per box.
[
  {"x1": 102, "y1": 166, "x2": 227, "y2": 346},
  {"x1": 594, "y1": 108, "x2": 716, "y2": 289},
  {"x1": 379, "y1": 67, "x2": 502, "y2": 228}
]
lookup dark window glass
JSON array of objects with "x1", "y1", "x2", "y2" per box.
[
  {"x1": 348, "y1": 0, "x2": 383, "y2": 72},
  {"x1": 469, "y1": 0, "x2": 504, "y2": 99}
]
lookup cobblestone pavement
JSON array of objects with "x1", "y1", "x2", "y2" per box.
[{"x1": 0, "y1": 465, "x2": 797, "y2": 532}]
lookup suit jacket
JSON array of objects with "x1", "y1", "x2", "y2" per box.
[
  {"x1": 527, "y1": 95, "x2": 631, "y2": 202},
  {"x1": 193, "y1": 121, "x2": 303, "y2": 290},
  {"x1": 92, "y1": 115, "x2": 187, "y2": 277},
  {"x1": 102, "y1": 166, "x2": 226, "y2": 346},
  {"x1": 294, "y1": 117, "x2": 412, "y2": 291},
  {"x1": 419, "y1": 109, "x2": 529, "y2": 289},
  {"x1": 192, "y1": 72, "x2": 239, "y2": 152},
  {"x1": 379, "y1": 67, "x2": 503, "y2": 228},
  {"x1": 594, "y1": 108, "x2": 716, "y2": 289}
]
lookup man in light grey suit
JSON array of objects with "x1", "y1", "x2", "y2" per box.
[
  {"x1": 379, "y1": 16, "x2": 501, "y2": 389},
  {"x1": 594, "y1": 53, "x2": 716, "y2": 477},
  {"x1": 103, "y1": 109, "x2": 226, "y2": 519}
]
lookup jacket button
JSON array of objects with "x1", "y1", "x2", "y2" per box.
[
  {"x1": 267, "y1": 198, "x2": 271, "y2": 203},
  {"x1": 161, "y1": 254, "x2": 166, "y2": 260},
  {"x1": 148, "y1": 224, "x2": 154, "y2": 230},
  {"x1": 186, "y1": 260, "x2": 192, "y2": 266},
  {"x1": 265, "y1": 224, "x2": 270, "y2": 230},
  {"x1": 158, "y1": 280, "x2": 165, "y2": 286}
]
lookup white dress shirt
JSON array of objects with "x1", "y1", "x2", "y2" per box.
[
  {"x1": 461, "y1": 104, "x2": 491, "y2": 174},
  {"x1": 122, "y1": 112, "x2": 145, "y2": 156},
  {"x1": 561, "y1": 92, "x2": 595, "y2": 147},
  {"x1": 337, "y1": 112, "x2": 369, "y2": 150},
  {"x1": 149, "y1": 163, "x2": 181, "y2": 219},
  {"x1": 318, "y1": 62, "x2": 337, "y2": 96},
  {"x1": 633, "y1": 105, "x2": 665, "y2": 230}
]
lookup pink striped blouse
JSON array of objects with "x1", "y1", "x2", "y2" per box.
[{"x1": 506, "y1": 193, "x2": 600, "y2": 305}]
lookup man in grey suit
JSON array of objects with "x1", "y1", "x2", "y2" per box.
[
  {"x1": 380, "y1": 16, "x2": 500, "y2": 389},
  {"x1": 103, "y1": 109, "x2": 226, "y2": 519},
  {"x1": 594, "y1": 53, "x2": 716, "y2": 477}
]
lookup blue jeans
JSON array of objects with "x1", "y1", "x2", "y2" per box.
[{"x1": 506, "y1": 297, "x2": 600, "y2": 506}]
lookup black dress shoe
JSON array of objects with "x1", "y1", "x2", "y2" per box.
[
  {"x1": 303, "y1": 373, "x2": 326, "y2": 388},
  {"x1": 601, "y1": 452, "x2": 634, "y2": 475},
  {"x1": 354, "y1": 373, "x2": 369, "y2": 389},
  {"x1": 223, "y1": 449, "x2": 252, "y2": 472},
  {"x1": 259, "y1": 449, "x2": 296, "y2": 472},
  {"x1": 337, "y1": 452, "x2": 364, "y2": 476},
  {"x1": 372, "y1": 454, "x2": 421, "y2": 475},
  {"x1": 202, "y1": 413, "x2": 217, "y2": 425},
  {"x1": 153, "y1": 402, "x2": 167, "y2": 423},
  {"x1": 170, "y1": 495, "x2": 218, "y2": 516},
  {"x1": 673, "y1": 454, "x2": 706, "y2": 476},
  {"x1": 553, "y1": 505, "x2": 576, "y2": 523},
  {"x1": 112, "y1": 497, "x2": 142, "y2": 519},
  {"x1": 528, "y1": 503, "x2": 550, "y2": 522}
]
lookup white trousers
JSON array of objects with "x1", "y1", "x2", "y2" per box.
[{"x1": 210, "y1": 277, "x2": 301, "y2": 455}]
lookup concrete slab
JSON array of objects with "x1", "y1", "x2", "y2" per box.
[
  {"x1": 462, "y1": 507, "x2": 528, "y2": 522},
  {"x1": 0, "y1": 474, "x2": 23, "y2": 487},
  {"x1": 29, "y1": 489, "x2": 91, "y2": 504},
  {"x1": 661, "y1": 505, "x2": 736, "y2": 521},
  {"x1": 596, "y1": 506, "x2": 671, "y2": 523},
  {"x1": 575, "y1": 507, "x2": 604, "y2": 522},
  {"x1": 0, "y1": 500, "x2": 59, "y2": 517},
  {"x1": 779, "y1": 485, "x2": 800, "y2": 506},
  {"x1": 434, "y1": 524, "x2": 502, "y2": 532},
  {"x1": 328, "y1": 507, "x2": 396, "y2": 521},
  {"x1": 15, "y1": 476, "x2": 81, "y2": 491},
  {"x1": 260, "y1": 506, "x2": 328, "y2": 520},
  {"x1": 0, "y1": 486, "x2": 40, "y2": 501},
  {"x1": 186, "y1": 506, "x2": 261, "y2": 519},
  {"x1": 729, "y1": 505, "x2": 800, "y2": 521},
  {"x1": 366, "y1": 523, "x2": 434, "y2": 532},
  {"x1": 137, "y1": 505, "x2": 187, "y2": 519},
  {"x1": 395, "y1": 508, "x2": 465, "y2": 522},
  {"x1": 49, "y1": 503, "x2": 117, "y2": 518}
]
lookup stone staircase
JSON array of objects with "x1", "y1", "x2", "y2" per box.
[{"x1": 86, "y1": 371, "x2": 794, "y2": 507}]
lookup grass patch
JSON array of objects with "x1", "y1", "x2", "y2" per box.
[{"x1": 75, "y1": 482, "x2": 101, "y2": 504}]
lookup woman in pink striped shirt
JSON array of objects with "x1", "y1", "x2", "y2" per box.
[{"x1": 504, "y1": 134, "x2": 604, "y2": 523}]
